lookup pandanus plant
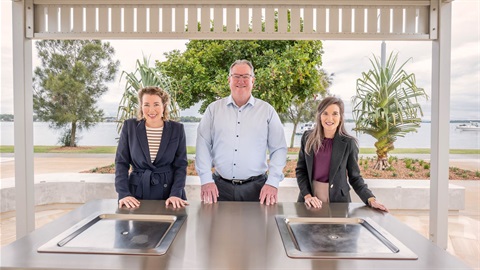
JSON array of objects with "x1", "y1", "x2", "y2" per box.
[
  {"x1": 352, "y1": 52, "x2": 428, "y2": 170},
  {"x1": 117, "y1": 57, "x2": 181, "y2": 134}
]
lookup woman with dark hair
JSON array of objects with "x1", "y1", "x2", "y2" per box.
[
  {"x1": 115, "y1": 86, "x2": 189, "y2": 209},
  {"x1": 296, "y1": 96, "x2": 388, "y2": 211}
]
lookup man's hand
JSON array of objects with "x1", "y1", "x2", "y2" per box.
[
  {"x1": 259, "y1": 184, "x2": 278, "y2": 205},
  {"x1": 201, "y1": 182, "x2": 219, "y2": 204}
]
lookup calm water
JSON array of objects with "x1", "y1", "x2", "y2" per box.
[{"x1": 0, "y1": 121, "x2": 478, "y2": 149}]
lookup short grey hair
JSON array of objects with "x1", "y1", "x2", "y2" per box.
[{"x1": 229, "y1": 59, "x2": 255, "y2": 77}]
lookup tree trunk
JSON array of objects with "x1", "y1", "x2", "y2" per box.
[
  {"x1": 373, "y1": 157, "x2": 390, "y2": 170},
  {"x1": 373, "y1": 138, "x2": 395, "y2": 170},
  {"x1": 290, "y1": 122, "x2": 298, "y2": 148},
  {"x1": 70, "y1": 121, "x2": 77, "y2": 147}
]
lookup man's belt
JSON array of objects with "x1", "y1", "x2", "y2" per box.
[{"x1": 216, "y1": 173, "x2": 267, "y2": 185}]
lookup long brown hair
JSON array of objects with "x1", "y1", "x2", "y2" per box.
[
  {"x1": 305, "y1": 96, "x2": 356, "y2": 154},
  {"x1": 137, "y1": 86, "x2": 170, "y2": 121}
]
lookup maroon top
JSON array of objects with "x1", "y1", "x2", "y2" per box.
[{"x1": 312, "y1": 138, "x2": 333, "y2": 183}]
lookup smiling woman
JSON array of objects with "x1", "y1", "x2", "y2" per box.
[{"x1": 115, "y1": 86, "x2": 190, "y2": 209}]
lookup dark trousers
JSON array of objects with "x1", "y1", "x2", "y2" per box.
[{"x1": 213, "y1": 173, "x2": 267, "y2": 201}]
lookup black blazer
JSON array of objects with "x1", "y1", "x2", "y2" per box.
[
  {"x1": 295, "y1": 131, "x2": 374, "y2": 205},
  {"x1": 115, "y1": 118, "x2": 188, "y2": 200}
]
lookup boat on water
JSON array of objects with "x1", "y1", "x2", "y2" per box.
[
  {"x1": 295, "y1": 122, "x2": 316, "y2": 135},
  {"x1": 456, "y1": 121, "x2": 480, "y2": 131}
]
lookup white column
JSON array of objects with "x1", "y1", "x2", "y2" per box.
[
  {"x1": 12, "y1": 0, "x2": 35, "y2": 237},
  {"x1": 429, "y1": 0, "x2": 451, "y2": 249}
]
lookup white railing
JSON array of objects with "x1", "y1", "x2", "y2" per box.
[{"x1": 28, "y1": 0, "x2": 436, "y2": 40}]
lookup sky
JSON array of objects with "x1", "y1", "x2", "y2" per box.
[{"x1": 1, "y1": 1, "x2": 479, "y2": 120}]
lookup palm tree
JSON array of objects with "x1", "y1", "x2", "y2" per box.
[
  {"x1": 117, "y1": 57, "x2": 181, "y2": 134},
  {"x1": 352, "y1": 52, "x2": 428, "y2": 170}
]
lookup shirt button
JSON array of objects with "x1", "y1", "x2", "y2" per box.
[
  {"x1": 235, "y1": 149, "x2": 237, "y2": 151},
  {"x1": 236, "y1": 135, "x2": 239, "y2": 137},
  {"x1": 233, "y1": 176, "x2": 235, "y2": 179},
  {"x1": 164, "y1": 184, "x2": 168, "y2": 188},
  {"x1": 238, "y1": 122, "x2": 240, "y2": 124},
  {"x1": 234, "y1": 163, "x2": 236, "y2": 166},
  {"x1": 330, "y1": 184, "x2": 334, "y2": 188}
]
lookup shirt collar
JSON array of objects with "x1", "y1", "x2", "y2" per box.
[{"x1": 226, "y1": 95, "x2": 256, "y2": 108}]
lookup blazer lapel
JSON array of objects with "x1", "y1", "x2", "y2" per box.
[
  {"x1": 136, "y1": 120, "x2": 151, "y2": 163},
  {"x1": 154, "y1": 121, "x2": 172, "y2": 163},
  {"x1": 329, "y1": 133, "x2": 346, "y2": 183}
]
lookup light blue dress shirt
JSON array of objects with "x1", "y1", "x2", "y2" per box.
[{"x1": 195, "y1": 95, "x2": 287, "y2": 188}]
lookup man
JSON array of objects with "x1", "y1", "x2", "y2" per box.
[{"x1": 195, "y1": 59, "x2": 287, "y2": 205}]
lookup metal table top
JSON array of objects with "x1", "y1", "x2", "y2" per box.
[{"x1": 0, "y1": 200, "x2": 471, "y2": 270}]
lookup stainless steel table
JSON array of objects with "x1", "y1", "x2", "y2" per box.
[{"x1": 0, "y1": 200, "x2": 471, "y2": 269}]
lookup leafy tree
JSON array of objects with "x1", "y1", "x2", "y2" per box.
[
  {"x1": 117, "y1": 57, "x2": 181, "y2": 134},
  {"x1": 352, "y1": 52, "x2": 428, "y2": 170},
  {"x1": 279, "y1": 69, "x2": 332, "y2": 147},
  {"x1": 33, "y1": 40, "x2": 119, "y2": 147},
  {"x1": 279, "y1": 98, "x2": 319, "y2": 148},
  {"x1": 158, "y1": 40, "x2": 328, "y2": 115}
]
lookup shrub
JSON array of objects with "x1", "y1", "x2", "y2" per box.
[{"x1": 405, "y1": 158, "x2": 413, "y2": 169}]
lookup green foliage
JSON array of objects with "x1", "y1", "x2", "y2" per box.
[
  {"x1": 0, "y1": 114, "x2": 14, "y2": 121},
  {"x1": 179, "y1": 116, "x2": 202, "y2": 122},
  {"x1": 59, "y1": 129, "x2": 77, "y2": 147},
  {"x1": 423, "y1": 164, "x2": 430, "y2": 170},
  {"x1": 405, "y1": 158, "x2": 413, "y2": 168},
  {"x1": 279, "y1": 96, "x2": 330, "y2": 148},
  {"x1": 158, "y1": 39, "x2": 328, "y2": 114},
  {"x1": 352, "y1": 52, "x2": 428, "y2": 169},
  {"x1": 33, "y1": 40, "x2": 119, "y2": 146},
  {"x1": 117, "y1": 57, "x2": 181, "y2": 134}
]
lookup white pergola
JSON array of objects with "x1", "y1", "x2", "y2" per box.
[{"x1": 12, "y1": 0, "x2": 452, "y2": 248}]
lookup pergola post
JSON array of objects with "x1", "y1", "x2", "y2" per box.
[
  {"x1": 12, "y1": 0, "x2": 36, "y2": 237},
  {"x1": 429, "y1": 0, "x2": 452, "y2": 249}
]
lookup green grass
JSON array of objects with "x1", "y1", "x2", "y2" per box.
[{"x1": 0, "y1": 145, "x2": 478, "y2": 155}]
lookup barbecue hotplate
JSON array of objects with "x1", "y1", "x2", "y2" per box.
[
  {"x1": 38, "y1": 213, "x2": 186, "y2": 256},
  {"x1": 275, "y1": 216, "x2": 417, "y2": 260}
]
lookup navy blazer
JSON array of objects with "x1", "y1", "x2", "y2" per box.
[
  {"x1": 295, "y1": 131, "x2": 374, "y2": 205},
  {"x1": 115, "y1": 118, "x2": 188, "y2": 200}
]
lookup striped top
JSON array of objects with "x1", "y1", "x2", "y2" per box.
[{"x1": 146, "y1": 126, "x2": 163, "y2": 163}]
